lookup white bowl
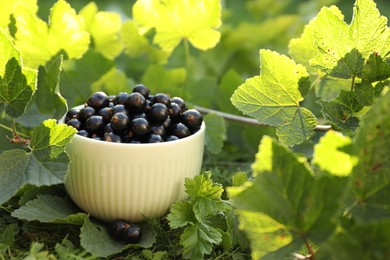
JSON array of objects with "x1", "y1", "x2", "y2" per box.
[{"x1": 61, "y1": 110, "x2": 205, "y2": 222}]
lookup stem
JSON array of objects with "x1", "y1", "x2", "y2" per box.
[
  {"x1": 304, "y1": 238, "x2": 315, "y2": 260},
  {"x1": 193, "y1": 105, "x2": 332, "y2": 132},
  {"x1": 350, "y1": 75, "x2": 356, "y2": 92},
  {"x1": 183, "y1": 39, "x2": 191, "y2": 100}
]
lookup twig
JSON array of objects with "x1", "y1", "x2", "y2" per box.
[{"x1": 193, "y1": 105, "x2": 332, "y2": 132}]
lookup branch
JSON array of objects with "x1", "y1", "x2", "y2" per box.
[{"x1": 193, "y1": 105, "x2": 332, "y2": 132}]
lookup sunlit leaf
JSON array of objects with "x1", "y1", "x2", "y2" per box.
[
  {"x1": 13, "y1": 0, "x2": 90, "y2": 68},
  {"x1": 231, "y1": 49, "x2": 317, "y2": 146},
  {"x1": 133, "y1": 0, "x2": 221, "y2": 52}
]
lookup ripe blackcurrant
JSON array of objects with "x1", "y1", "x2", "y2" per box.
[
  {"x1": 121, "y1": 224, "x2": 142, "y2": 244},
  {"x1": 165, "y1": 135, "x2": 179, "y2": 142},
  {"x1": 65, "y1": 108, "x2": 79, "y2": 123},
  {"x1": 85, "y1": 115, "x2": 104, "y2": 134},
  {"x1": 152, "y1": 93, "x2": 170, "y2": 106},
  {"x1": 147, "y1": 134, "x2": 163, "y2": 143},
  {"x1": 132, "y1": 84, "x2": 150, "y2": 98},
  {"x1": 77, "y1": 129, "x2": 89, "y2": 137},
  {"x1": 98, "y1": 107, "x2": 112, "y2": 123},
  {"x1": 168, "y1": 102, "x2": 182, "y2": 122},
  {"x1": 104, "y1": 132, "x2": 121, "y2": 143},
  {"x1": 111, "y1": 104, "x2": 127, "y2": 116},
  {"x1": 182, "y1": 109, "x2": 203, "y2": 132},
  {"x1": 87, "y1": 91, "x2": 109, "y2": 111},
  {"x1": 67, "y1": 118, "x2": 82, "y2": 130},
  {"x1": 125, "y1": 92, "x2": 146, "y2": 113},
  {"x1": 113, "y1": 92, "x2": 130, "y2": 105},
  {"x1": 131, "y1": 117, "x2": 149, "y2": 136},
  {"x1": 171, "y1": 123, "x2": 190, "y2": 138},
  {"x1": 150, "y1": 125, "x2": 165, "y2": 136},
  {"x1": 110, "y1": 112, "x2": 130, "y2": 133},
  {"x1": 149, "y1": 103, "x2": 168, "y2": 124},
  {"x1": 77, "y1": 106, "x2": 96, "y2": 123},
  {"x1": 170, "y1": 96, "x2": 187, "y2": 111}
]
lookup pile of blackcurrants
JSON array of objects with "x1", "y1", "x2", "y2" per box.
[
  {"x1": 109, "y1": 220, "x2": 142, "y2": 244},
  {"x1": 64, "y1": 84, "x2": 203, "y2": 143}
]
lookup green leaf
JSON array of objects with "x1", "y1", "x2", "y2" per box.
[
  {"x1": 167, "y1": 201, "x2": 196, "y2": 229},
  {"x1": 91, "y1": 68, "x2": 133, "y2": 96},
  {"x1": 204, "y1": 114, "x2": 225, "y2": 155},
  {"x1": 215, "y1": 69, "x2": 244, "y2": 114},
  {"x1": 0, "y1": 30, "x2": 37, "y2": 118},
  {"x1": 180, "y1": 222, "x2": 222, "y2": 259},
  {"x1": 13, "y1": 0, "x2": 90, "y2": 68},
  {"x1": 318, "y1": 90, "x2": 363, "y2": 134},
  {"x1": 316, "y1": 76, "x2": 351, "y2": 101},
  {"x1": 228, "y1": 136, "x2": 348, "y2": 256},
  {"x1": 79, "y1": 2, "x2": 123, "y2": 59},
  {"x1": 35, "y1": 55, "x2": 67, "y2": 118},
  {"x1": 141, "y1": 64, "x2": 186, "y2": 97},
  {"x1": 233, "y1": 210, "x2": 294, "y2": 259},
  {"x1": 185, "y1": 173, "x2": 225, "y2": 218},
  {"x1": 312, "y1": 131, "x2": 357, "y2": 177},
  {"x1": 350, "y1": 91, "x2": 390, "y2": 223},
  {"x1": 60, "y1": 49, "x2": 114, "y2": 106},
  {"x1": 355, "y1": 81, "x2": 386, "y2": 106},
  {"x1": 362, "y1": 53, "x2": 390, "y2": 83},
  {"x1": 80, "y1": 218, "x2": 156, "y2": 258},
  {"x1": 0, "y1": 0, "x2": 37, "y2": 30},
  {"x1": 133, "y1": 0, "x2": 221, "y2": 52},
  {"x1": 0, "y1": 119, "x2": 76, "y2": 205},
  {"x1": 317, "y1": 220, "x2": 390, "y2": 259},
  {"x1": 310, "y1": 0, "x2": 390, "y2": 78},
  {"x1": 121, "y1": 20, "x2": 170, "y2": 64},
  {"x1": 231, "y1": 49, "x2": 317, "y2": 146},
  {"x1": 30, "y1": 119, "x2": 77, "y2": 160},
  {"x1": 11, "y1": 194, "x2": 87, "y2": 225}
]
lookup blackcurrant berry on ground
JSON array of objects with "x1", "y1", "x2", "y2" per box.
[
  {"x1": 110, "y1": 112, "x2": 130, "y2": 133},
  {"x1": 67, "y1": 118, "x2": 82, "y2": 130},
  {"x1": 132, "y1": 84, "x2": 150, "y2": 98},
  {"x1": 110, "y1": 220, "x2": 129, "y2": 240},
  {"x1": 125, "y1": 92, "x2": 146, "y2": 113},
  {"x1": 182, "y1": 109, "x2": 203, "y2": 132},
  {"x1": 131, "y1": 117, "x2": 149, "y2": 136},
  {"x1": 77, "y1": 106, "x2": 96, "y2": 123},
  {"x1": 87, "y1": 91, "x2": 109, "y2": 111},
  {"x1": 171, "y1": 123, "x2": 190, "y2": 138},
  {"x1": 152, "y1": 93, "x2": 171, "y2": 106},
  {"x1": 149, "y1": 103, "x2": 168, "y2": 124},
  {"x1": 121, "y1": 224, "x2": 142, "y2": 244}
]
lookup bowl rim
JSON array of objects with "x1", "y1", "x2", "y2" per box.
[{"x1": 59, "y1": 105, "x2": 206, "y2": 147}]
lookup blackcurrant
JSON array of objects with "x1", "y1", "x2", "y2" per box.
[
  {"x1": 110, "y1": 112, "x2": 130, "y2": 133},
  {"x1": 104, "y1": 132, "x2": 121, "y2": 143},
  {"x1": 77, "y1": 106, "x2": 96, "y2": 123},
  {"x1": 111, "y1": 104, "x2": 127, "y2": 116},
  {"x1": 132, "y1": 84, "x2": 150, "y2": 98},
  {"x1": 110, "y1": 220, "x2": 129, "y2": 240},
  {"x1": 87, "y1": 91, "x2": 109, "y2": 111},
  {"x1": 171, "y1": 123, "x2": 190, "y2": 138},
  {"x1": 150, "y1": 124, "x2": 165, "y2": 136},
  {"x1": 65, "y1": 108, "x2": 79, "y2": 123},
  {"x1": 149, "y1": 103, "x2": 168, "y2": 124},
  {"x1": 147, "y1": 134, "x2": 163, "y2": 143},
  {"x1": 67, "y1": 118, "x2": 82, "y2": 130},
  {"x1": 104, "y1": 123, "x2": 113, "y2": 133},
  {"x1": 98, "y1": 107, "x2": 112, "y2": 123},
  {"x1": 113, "y1": 92, "x2": 130, "y2": 105},
  {"x1": 168, "y1": 102, "x2": 182, "y2": 122},
  {"x1": 125, "y1": 92, "x2": 146, "y2": 113},
  {"x1": 121, "y1": 224, "x2": 142, "y2": 244},
  {"x1": 182, "y1": 109, "x2": 203, "y2": 132},
  {"x1": 131, "y1": 117, "x2": 149, "y2": 136},
  {"x1": 152, "y1": 93, "x2": 170, "y2": 106},
  {"x1": 77, "y1": 129, "x2": 89, "y2": 137},
  {"x1": 85, "y1": 115, "x2": 104, "y2": 134},
  {"x1": 170, "y1": 96, "x2": 187, "y2": 111},
  {"x1": 165, "y1": 135, "x2": 179, "y2": 142}
]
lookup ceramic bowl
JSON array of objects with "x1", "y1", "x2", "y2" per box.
[{"x1": 60, "y1": 108, "x2": 205, "y2": 222}]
